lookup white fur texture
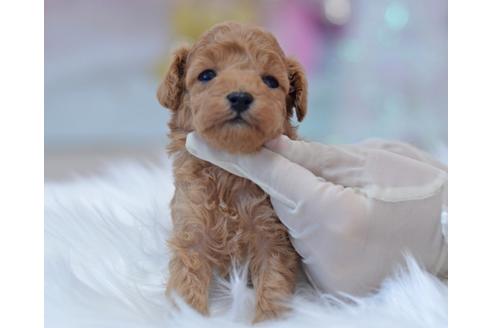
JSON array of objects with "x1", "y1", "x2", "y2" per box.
[{"x1": 45, "y1": 158, "x2": 448, "y2": 327}]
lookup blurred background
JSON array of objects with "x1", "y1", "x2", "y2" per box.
[{"x1": 45, "y1": 0, "x2": 447, "y2": 180}]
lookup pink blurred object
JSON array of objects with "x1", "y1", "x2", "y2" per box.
[{"x1": 269, "y1": 0, "x2": 328, "y2": 72}]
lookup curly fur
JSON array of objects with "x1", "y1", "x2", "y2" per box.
[{"x1": 157, "y1": 22, "x2": 308, "y2": 322}]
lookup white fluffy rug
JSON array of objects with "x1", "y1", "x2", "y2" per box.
[{"x1": 45, "y1": 158, "x2": 447, "y2": 328}]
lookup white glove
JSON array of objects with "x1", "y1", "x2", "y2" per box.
[{"x1": 185, "y1": 132, "x2": 448, "y2": 295}]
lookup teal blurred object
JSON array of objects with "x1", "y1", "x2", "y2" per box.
[{"x1": 384, "y1": 1, "x2": 409, "y2": 31}]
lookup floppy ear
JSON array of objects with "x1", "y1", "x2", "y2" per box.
[
  {"x1": 286, "y1": 57, "x2": 308, "y2": 122},
  {"x1": 157, "y1": 45, "x2": 190, "y2": 111}
]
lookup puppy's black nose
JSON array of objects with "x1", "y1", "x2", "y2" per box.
[{"x1": 226, "y1": 92, "x2": 254, "y2": 113}]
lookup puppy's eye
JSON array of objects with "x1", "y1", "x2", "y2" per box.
[
  {"x1": 198, "y1": 69, "x2": 216, "y2": 82},
  {"x1": 262, "y1": 75, "x2": 279, "y2": 89}
]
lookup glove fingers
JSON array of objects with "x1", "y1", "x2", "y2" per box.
[
  {"x1": 186, "y1": 132, "x2": 329, "y2": 209},
  {"x1": 266, "y1": 135, "x2": 366, "y2": 185}
]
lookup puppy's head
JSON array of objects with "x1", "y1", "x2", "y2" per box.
[{"x1": 158, "y1": 22, "x2": 307, "y2": 153}]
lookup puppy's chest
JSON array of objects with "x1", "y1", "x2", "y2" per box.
[
  {"x1": 201, "y1": 165, "x2": 271, "y2": 239},
  {"x1": 208, "y1": 167, "x2": 265, "y2": 220}
]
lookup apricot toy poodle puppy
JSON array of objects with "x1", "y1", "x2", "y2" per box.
[{"x1": 157, "y1": 22, "x2": 308, "y2": 322}]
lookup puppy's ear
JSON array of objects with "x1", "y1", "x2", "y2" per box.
[
  {"x1": 286, "y1": 57, "x2": 308, "y2": 122},
  {"x1": 157, "y1": 45, "x2": 190, "y2": 111}
]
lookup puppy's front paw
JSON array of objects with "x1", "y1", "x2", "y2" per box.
[
  {"x1": 253, "y1": 303, "x2": 288, "y2": 323},
  {"x1": 166, "y1": 250, "x2": 212, "y2": 316}
]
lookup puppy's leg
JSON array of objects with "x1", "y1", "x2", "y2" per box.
[
  {"x1": 249, "y1": 209, "x2": 299, "y2": 322},
  {"x1": 166, "y1": 190, "x2": 214, "y2": 315},
  {"x1": 166, "y1": 244, "x2": 212, "y2": 315}
]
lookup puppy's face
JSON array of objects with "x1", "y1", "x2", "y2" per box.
[{"x1": 158, "y1": 22, "x2": 307, "y2": 153}]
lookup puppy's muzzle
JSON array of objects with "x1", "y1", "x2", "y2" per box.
[{"x1": 227, "y1": 92, "x2": 254, "y2": 114}]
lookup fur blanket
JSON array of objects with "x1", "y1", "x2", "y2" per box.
[{"x1": 45, "y1": 158, "x2": 447, "y2": 327}]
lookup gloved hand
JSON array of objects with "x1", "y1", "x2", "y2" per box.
[{"x1": 185, "y1": 132, "x2": 448, "y2": 295}]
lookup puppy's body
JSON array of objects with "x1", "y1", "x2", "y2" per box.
[
  {"x1": 167, "y1": 131, "x2": 298, "y2": 321},
  {"x1": 158, "y1": 22, "x2": 307, "y2": 321}
]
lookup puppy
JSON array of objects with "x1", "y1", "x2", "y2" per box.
[{"x1": 157, "y1": 22, "x2": 307, "y2": 322}]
